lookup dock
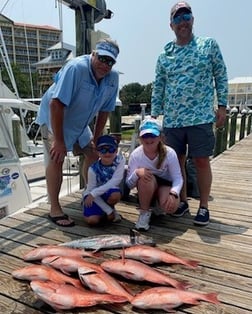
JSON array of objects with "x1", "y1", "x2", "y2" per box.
[{"x1": 0, "y1": 134, "x2": 252, "y2": 313}]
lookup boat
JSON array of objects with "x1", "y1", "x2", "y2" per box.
[{"x1": 0, "y1": 97, "x2": 33, "y2": 217}]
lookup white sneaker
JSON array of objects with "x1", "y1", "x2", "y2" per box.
[
  {"x1": 112, "y1": 209, "x2": 122, "y2": 223},
  {"x1": 135, "y1": 210, "x2": 151, "y2": 231}
]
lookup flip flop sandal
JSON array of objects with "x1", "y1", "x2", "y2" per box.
[{"x1": 48, "y1": 214, "x2": 75, "y2": 227}]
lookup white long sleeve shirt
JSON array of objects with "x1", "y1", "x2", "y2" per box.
[
  {"x1": 83, "y1": 154, "x2": 126, "y2": 214},
  {"x1": 126, "y1": 145, "x2": 183, "y2": 195}
]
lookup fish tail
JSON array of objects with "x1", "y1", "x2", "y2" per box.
[
  {"x1": 175, "y1": 280, "x2": 192, "y2": 290},
  {"x1": 204, "y1": 292, "x2": 220, "y2": 304},
  {"x1": 185, "y1": 259, "x2": 200, "y2": 268}
]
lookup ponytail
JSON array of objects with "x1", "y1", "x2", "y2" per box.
[{"x1": 156, "y1": 141, "x2": 167, "y2": 169}]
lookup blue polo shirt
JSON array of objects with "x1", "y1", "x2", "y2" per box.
[{"x1": 36, "y1": 54, "x2": 119, "y2": 150}]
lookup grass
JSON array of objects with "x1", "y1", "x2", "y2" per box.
[{"x1": 121, "y1": 129, "x2": 135, "y2": 141}]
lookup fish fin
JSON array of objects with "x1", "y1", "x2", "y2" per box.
[
  {"x1": 141, "y1": 257, "x2": 155, "y2": 264},
  {"x1": 85, "y1": 250, "x2": 103, "y2": 258},
  {"x1": 118, "y1": 280, "x2": 135, "y2": 296},
  {"x1": 61, "y1": 269, "x2": 72, "y2": 276}
]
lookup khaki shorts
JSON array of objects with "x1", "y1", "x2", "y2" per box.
[{"x1": 40, "y1": 124, "x2": 94, "y2": 166}]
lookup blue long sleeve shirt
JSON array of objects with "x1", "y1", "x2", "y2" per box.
[{"x1": 151, "y1": 36, "x2": 228, "y2": 128}]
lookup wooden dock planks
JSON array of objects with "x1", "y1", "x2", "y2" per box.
[{"x1": 0, "y1": 134, "x2": 252, "y2": 313}]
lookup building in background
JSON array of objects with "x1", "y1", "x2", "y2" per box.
[
  {"x1": 0, "y1": 13, "x2": 61, "y2": 96},
  {"x1": 228, "y1": 77, "x2": 252, "y2": 111},
  {"x1": 33, "y1": 42, "x2": 75, "y2": 95}
]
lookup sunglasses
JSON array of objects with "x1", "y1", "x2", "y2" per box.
[
  {"x1": 141, "y1": 133, "x2": 158, "y2": 139},
  {"x1": 172, "y1": 13, "x2": 192, "y2": 25},
  {"x1": 97, "y1": 55, "x2": 116, "y2": 67},
  {"x1": 97, "y1": 146, "x2": 117, "y2": 154}
]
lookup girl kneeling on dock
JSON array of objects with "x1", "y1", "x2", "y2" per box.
[{"x1": 126, "y1": 118, "x2": 183, "y2": 231}]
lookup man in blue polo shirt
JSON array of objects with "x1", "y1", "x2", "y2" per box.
[{"x1": 36, "y1": 38, "x2": 120, "y2": 227}]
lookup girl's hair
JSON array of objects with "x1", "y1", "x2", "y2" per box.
[{"x1": 156, "y1": 141, "x2": 167, "y2": 169}]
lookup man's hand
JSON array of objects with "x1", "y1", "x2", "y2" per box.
[
  {"x1": 216, "y1": 106, "x2": 226, "y2": 128},
  {"x1": 50, "y1": 141, "x2": 67, "y2": 163}
]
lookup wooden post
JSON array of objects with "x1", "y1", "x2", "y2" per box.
[
  {"x1": 229, "y1": 108, "x2": 238, "y2": 147},
  {"x1": 109, "y1": 98, "x2": 122, "y2": 143},
  {"x1": 140, "y1": 103, "x2": 147, "y2": 121},
  {"x1": 221, "y1": 112, "x2": 230, "y2": 152},
  {"x1": 247, "y1": 110, "x2": 252, "y2": 135},
  {"x1": 239, "y1": 110, "x2": 247, "y2": 141}
]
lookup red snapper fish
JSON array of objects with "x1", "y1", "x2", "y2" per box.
[
  {"x1": 78, "y1": 267, "x2": 134, "y2": 302},
  {"x1": 41, "y1": 255, "x2": 104, "y2": 275},
  {"x1": 12, "y1": 264, "x2": 82, "y2": 288},
  {"x1": 122, "y1": 245, "x2": 199, "y2": 268},
  {"x1": 131, "y1": 286, "x2": 220, "y2": 312},
  {"x1": 30, "y1": 280, "x2": 128, "y2": 310},
  {"x1": 101, "y1": 259, "x2": 190, "y2": 290},
  {"x1": 23, "y1": 245, "x2": 98, "y2": 261}
]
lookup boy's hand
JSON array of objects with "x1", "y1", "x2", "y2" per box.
[{"x1": 84, "y1": 194, "x2": 94, "y2": 207}]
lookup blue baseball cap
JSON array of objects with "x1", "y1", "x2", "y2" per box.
[
  {"x1": 96, "y1": 41, "x2": 119, "y2": 61},
  {"x1": 96, "y1": 135, "x2": 118, "y2": 149},
  {"x1": 139, "y1": 118, "x2": 162, "y2": 137}
]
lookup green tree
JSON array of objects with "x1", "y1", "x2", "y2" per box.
[
  {"x1": 1, "y1": 63, "x2": 34, "y2": 98},
  {"x1": 120, "y1": 82, "x2": 144, "y2": 105},
  {"x1": 119, "y1": 82, "x2": 152, "y2": 115},
  {"x1": 138, "y1": 83, "x2": 152, "y2": 103}
]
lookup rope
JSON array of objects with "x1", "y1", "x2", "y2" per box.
[{"x1": 0, "y1": 0, "x2": 11, "y2": 13}]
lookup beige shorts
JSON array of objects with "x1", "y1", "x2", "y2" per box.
[{"x1": 40, "y1": 124, "x2": 94, "y2": 166}]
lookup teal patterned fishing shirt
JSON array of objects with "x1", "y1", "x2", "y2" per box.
[{"x1": 151, "y1": 36, "x2": 228, "y2": 128}]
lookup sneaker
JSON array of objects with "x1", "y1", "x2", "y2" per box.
[
  {"x1": 194, "y1": 207, "x2": 210, "y2": 226},
  {"x1": 171, "y1": 202, "x2": 189, "y2": 217},
  {"x1": 152, "y1": 206, "x2": 166, "y2": 217},
  {"x1": 135, "y1": 210, "x2": 151, "y2": 231},
  {"x1": 112, "y1": 210, "x2": 122, "y2": 223}
]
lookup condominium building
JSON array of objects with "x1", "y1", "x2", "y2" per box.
[
  {"x1": 228, "y1": 77, "x2": 252, "y2": 111},
  {"x1": 0, "y1": 13, "x2": 61, "y2": 95}
]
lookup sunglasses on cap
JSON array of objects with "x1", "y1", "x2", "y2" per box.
[
  {"x1": 172, "y1": 13, "x2": 192, "y2": 25},
  {"x1": 97, "y1": 146, "x2": 117, "y2": 154},
  {"x1": 141, "y1": 133, "x2": 159, "y2": 139},
  {"x1": 97, "y1": 55, "x2": 116, "y2": 67}
]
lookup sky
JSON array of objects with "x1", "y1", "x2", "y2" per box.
[{"x1": 1, "y1": 0, "x2": 252, "y2": 88}]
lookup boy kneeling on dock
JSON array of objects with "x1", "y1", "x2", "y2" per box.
[{"x1": 82, "y1": 135, "x2": 125, "y2": 226}]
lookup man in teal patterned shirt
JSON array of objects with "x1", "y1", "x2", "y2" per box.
[{"x1": 151, "y1": 1, "x2": 228, "y2": 226}]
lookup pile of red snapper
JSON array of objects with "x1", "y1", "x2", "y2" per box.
[{"x1": 12, "y1": 243, "x2": 220, "y2": 312}]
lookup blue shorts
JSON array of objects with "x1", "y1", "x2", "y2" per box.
[
  {"x1": 163, "y1": 123, "x2": 215, "y2": 158},
  {"x1": 83, "y1": 188, "x2": 121, "y2": 217}
]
